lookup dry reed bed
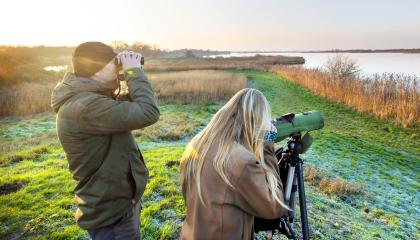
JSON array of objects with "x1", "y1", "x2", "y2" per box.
[
  {"x1": 148, "y1": 70, "x2": 246, "y2": 104},
  {"x1": 272, "y1": 66, "x2": 419, "y2": 127},
  {"x1": 1, "y1": 70, "x2": 247, "y2": 117},
  {"x1": 0, "y1": 83, "x2": 54, "y2": 116},
  {"x1": 0, "y1": 55, "x2": 303, "y2": 117},
  {"x1": 144, "y1": 55, "x2": 305, "y2": 72}
]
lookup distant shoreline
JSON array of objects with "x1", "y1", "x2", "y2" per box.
[
  {"x1": 233, "y1": 49, "x2": 420, "y2": 54},
  {"x1": 302, "y1": 49, "x2": 420, "y2": 54}
]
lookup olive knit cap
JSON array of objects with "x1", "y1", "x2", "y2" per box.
[{"x1": 72, "y1": 41, "x2": 117, "y2": 78}]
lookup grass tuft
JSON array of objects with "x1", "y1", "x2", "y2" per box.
[{"x1": 304, "y1": 165, "x2": 364, "y2": 196}]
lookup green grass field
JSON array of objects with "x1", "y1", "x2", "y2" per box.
[{"x1": 0, "y1": 71, "x2": 418, "y2": 239}]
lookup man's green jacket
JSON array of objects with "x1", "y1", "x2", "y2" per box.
[{"x1": 51, "y1": 68, "x2": 160, "y2": 230}]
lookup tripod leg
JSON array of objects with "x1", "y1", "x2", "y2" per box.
[
  {"x1": 284, "y1": 219, "x2": 296, "y2": 240},
  {"x1": 289, "y1": 173, "x2": 298, "y2": 228},
  {"x1": 280, "y1": 218, "x2": 296, "y2": 239},
  {"x1": 285, "y1": 166, "x2": 296, "y2": 202},
  {"x1": 297, "y1": 160, "x2": 310, "y2": 240}
]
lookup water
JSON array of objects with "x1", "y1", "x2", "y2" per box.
[
  {"x1": 207, "y1": 52, "x2": 420, "y2": 76},
  {"x1": 43, "y1": 65, "x2": 68, "y2": 72}
]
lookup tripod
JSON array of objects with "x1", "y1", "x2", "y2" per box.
[{"x1": 254, "y1": 133, "x2": 310, "y2": 240}]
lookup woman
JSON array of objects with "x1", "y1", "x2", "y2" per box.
[{"x1": 180, "y1": 88, "x2": 289, "y2": 240}]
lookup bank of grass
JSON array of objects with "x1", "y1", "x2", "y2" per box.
[
  {"x1": 0, "y1": 104, "x2": 215, "y2": 239},
  {"x1": 0, "y1": 113, "x2": 57, "y2": 154},
  {"x1": 0, "y1": 71, "x2": 419, "y2": 239},
  {"x1": 246, "y1": 71, "x2": 419, "y2": 239},
  {"x1": 0, "y1": 142, "x2": 187, "y2": 239}
]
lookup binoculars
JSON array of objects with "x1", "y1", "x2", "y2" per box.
[
  {"x1": 115, "y1": 54, "x2": 145, "y2": 81},
  {"x1": 114, "y1": 55, "x2": 145, "y2": 67}
]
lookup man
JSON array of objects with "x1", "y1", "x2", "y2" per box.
[{"x1": 51, "y1": 41, "x2": 160, "y2": 239}]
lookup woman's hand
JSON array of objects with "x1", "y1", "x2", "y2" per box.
[
  {"x1": 264, "y1": 121, "x2": 277, "y2": 142},
  {"x1": 269, "y1": 122, "x2": 277, "y2": 133}
]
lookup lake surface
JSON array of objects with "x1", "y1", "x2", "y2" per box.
[
  {"x1": 208, "y1": 52, "x2": 420, "y2": 76},
  {"x1": 43, "y1": 65, "x2": 68, "y2": 72}
]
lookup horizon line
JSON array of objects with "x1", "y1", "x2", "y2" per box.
[{"x1": 1, "y1": 44, "x2": 420, "y2": 53}]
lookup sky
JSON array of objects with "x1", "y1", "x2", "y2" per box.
[{"x1": 1, "y1": 0, "x2": 419, "y2": 51}]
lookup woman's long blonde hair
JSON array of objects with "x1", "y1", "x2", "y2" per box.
[{"x1": 180, "y1": 88, "x2": 288, "y2": 209}]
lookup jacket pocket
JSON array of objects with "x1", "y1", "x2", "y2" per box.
[
  {"x1": 137, "y1": 145, "x2": 146, "y2": 165},
  {"x1": 130, "y1": 146, "x2": 149, "y2": 202}
]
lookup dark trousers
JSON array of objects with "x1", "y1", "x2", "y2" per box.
[{"x1": 88, "y1": 201, "x2": 141, "y2": 240}]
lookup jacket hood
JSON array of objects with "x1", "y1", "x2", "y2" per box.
[{"x1": 51, "y1": 72, "x2": 115, "y2": 113}]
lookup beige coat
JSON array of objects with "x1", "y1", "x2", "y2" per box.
[{"x1": 181, "y1": 141, "x2": 286, "y2": 240}]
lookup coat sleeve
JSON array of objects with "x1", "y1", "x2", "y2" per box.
[
  {"x1": 79, "y1": 68, "x2": 160, "y2": 134},
  {"x1": 263, "y1": 142, "x2": 283, "y2": 190},
  {"x1": 233, "y1": 142, "x2": 286, "y2": 219}
]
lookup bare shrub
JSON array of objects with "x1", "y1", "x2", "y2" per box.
[
  {"x1": 325, "y1": 55, "x2": 361, "y2": 80},
  {"x1": 304, "y1": 165, "x2": 363, "y2": 195}
]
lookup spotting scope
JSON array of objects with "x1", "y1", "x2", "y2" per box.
[
  {"x1": 254, "y1": 110, "x2": 324, "y2": 240},
  {"x1": 272, "y1": 111, "x2": 324, "y2": 153}
]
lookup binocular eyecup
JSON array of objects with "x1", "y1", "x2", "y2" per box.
[{"x1": 114, "y1": 55, "x2": 145, "y2": 67}]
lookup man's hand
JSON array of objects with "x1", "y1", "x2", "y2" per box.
[{"x1": 119, "y1": 50, "x2": 143, "y2": 70}]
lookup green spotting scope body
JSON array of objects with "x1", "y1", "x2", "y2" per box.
[{"x1": 273, "y1": 111, "x2": 324, "y2": 143}]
